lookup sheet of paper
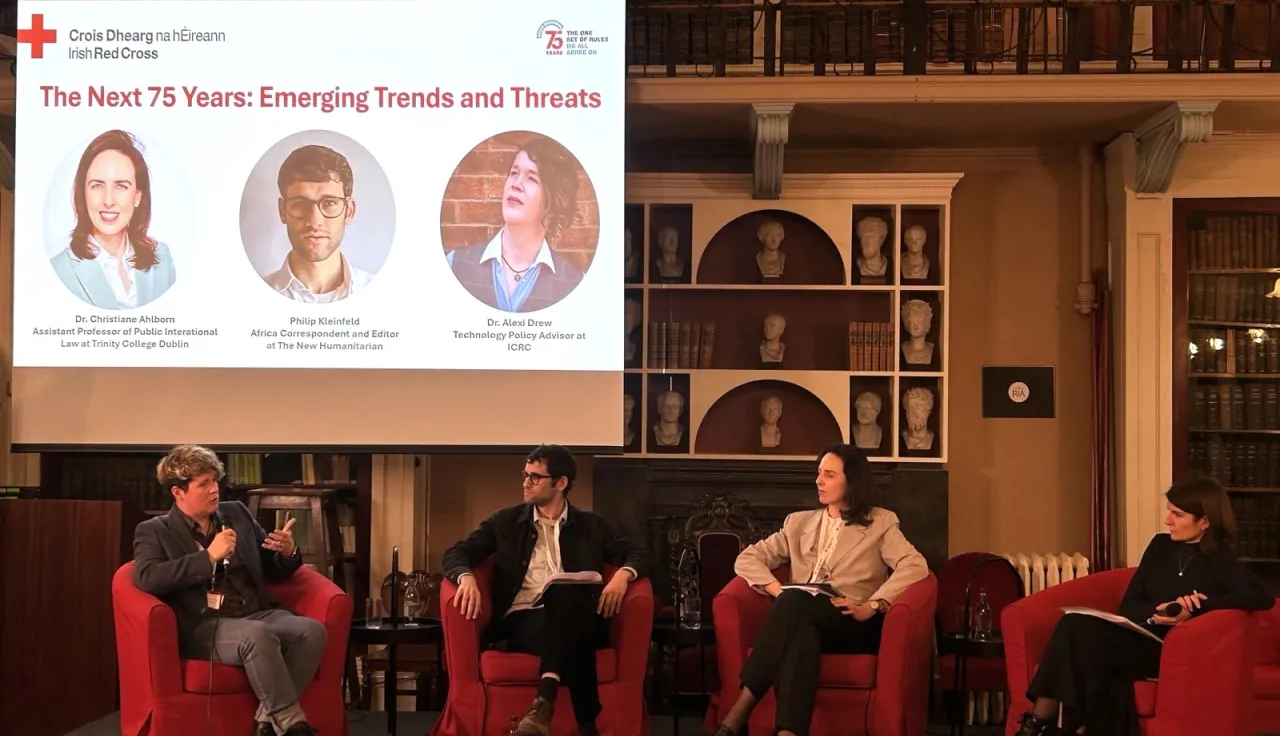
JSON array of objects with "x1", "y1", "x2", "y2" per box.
[
  {"x1": 779, "y1": 582, "x2": 846, "y2": 598},
  {"x1": 1060, "y1": 606, "x2": 1165, "y2": 643},
  {"x1": 531, "y1": 571, "x2": 604, "y2": 605}
]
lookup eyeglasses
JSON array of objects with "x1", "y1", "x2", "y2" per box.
[
  {"x1": 522, "y1": 472, "x2": 553, "y2": 484},
  {"x1": 284, "y1": 196, "x2": 348, "y2": 219}
]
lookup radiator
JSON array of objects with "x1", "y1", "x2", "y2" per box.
[{"x1": 958, "y1": 552, "x2": 1092, "y2": 727}]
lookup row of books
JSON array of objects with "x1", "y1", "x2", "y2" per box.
[
  {"x1": 1232, "y1": 494, "x2": 1280, "y2": 560},
  {"x1": 647, "y1": 321, "x2": 717, "y2": 369},
  {"x1": 848, "y1": 322, "x2": 895, "y2": 372},
  {"x1": 1189, "y1": 438, "x2": 1280, "y2": 489},
  {"x1": 1186, "y1": 215, "x2": 1280, "y2": 270},
  {"x1": 1189, "y1": 328, "x2": 1280, "y2": 375},
  {"x1": 1188, "y1": 274, "x2": 1280, "y2": 325},
  {"x1": 1189, "y1": 382, "x2": 1280, "y2": 431}
]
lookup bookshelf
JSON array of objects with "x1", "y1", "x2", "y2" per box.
[
  {"x1": 622, "y1": 173, "x2": 960, "y2": 463},
  {"x1": 1173, "y1": 198, "x2": 1280, "y2": 570}
]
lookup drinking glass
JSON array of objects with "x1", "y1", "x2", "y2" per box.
[
  {"x1": 366, "y1": 598, "x2": 383, "y2": 629},
  {"x1": 679, "y1": 597, "x2": 702, "y2": 629}
]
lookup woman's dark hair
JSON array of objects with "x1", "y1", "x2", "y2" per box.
[
  {"x1": 515, "y1": 135, "x2": 580, "y2": 247},
  {"x1": 816, "y1": 443, "x2": 878, "y2": 527},
  {"x1": 1165, "y1": 476, "x2": 1237, "y2": 555},
  {"x1": 69, "y1": 130, "x2": 160, "y2": 270}
]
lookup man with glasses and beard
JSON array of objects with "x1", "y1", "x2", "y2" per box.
[
  {"x1": 441, "y1": 444, "x2": 651, "y2": 736},
  {"x1": 263, "y1": 144, "x2": 372, "y2": 302}
]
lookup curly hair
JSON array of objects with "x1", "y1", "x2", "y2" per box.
[
  {"x1": 517, "y1": 136, "x2": 580, "y2": 247},
  {"x1": 156, "y1": 444, "x2": 225, "y2": 489}
]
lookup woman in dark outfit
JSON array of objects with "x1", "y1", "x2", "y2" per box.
[{"x1": 1014, "y1": 477, "x2": 1275, "y2": 736}]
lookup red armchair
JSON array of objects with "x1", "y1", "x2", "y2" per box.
[
  {"x1": 430, "y1": 561, "x2": 654, "y2": 736},
  {"x1": 1001, "y1": 568, "x2": 1258, "y2": 736},
  {"x1": 712, "y1": 566, "x2": 937, "y2": 736},
  {"x1": 112, "y1": 561, "x2": 353, "y2": 736}
]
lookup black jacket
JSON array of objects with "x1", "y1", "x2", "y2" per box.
[
  {"x1": 441, "y1": 502, "x2": 651, "y2": 634},
  {"x1": 132, "y1": 501, "x2": 302, "y2": 645}
]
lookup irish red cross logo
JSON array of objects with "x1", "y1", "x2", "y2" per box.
[{"x1": 18, "y1": 14, "x2": 58, "y2": 59}]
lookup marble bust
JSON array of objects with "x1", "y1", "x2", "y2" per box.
[
  {"x1": 624, "y1": 299, "x2": 642, "y2": 362},
  {"x1": 654, "y1": 226, "x2": 685, "y2": 280},
  {"x1": 759, "y1": 395, "x2": 783, "y2": 450},
  {"x1": 653, "y1": 389, "x2": 685, "y2": 447},
  {"x1": 760, "y1": 312, "x2": 786, "y2": 365},
  {"x1": 900, "y1": 225, "x2": 930, "y2": 279},
  {"x1": 852, "y1": 391, "x2": 883, "y2": 451},
  {"x1": 856, "y1": 216, "x2": 889, "y2": 280},
  {"x1": 623, "y1": 393, "x2": 636, "y2": 447},
  {"x1": 902, "y1": 386, "x2": 936, "y2": 451},
  {"x1": 756, "y1": 220, "x2": 786, "y2": 280},
  {"x1": 624, "y1": 227, "x2": 639, "y2": 279},
  {"x1": 900, "y1": 299, "x2": 936, "y2": 366}
]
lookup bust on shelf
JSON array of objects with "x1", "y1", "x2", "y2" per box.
[
  {"x1": 852, "y1": 391, "x2": 883, "y2": 451},
  {"x1": 756, "y1": 219, "x2": 786, "y2": 281},
  {"x1": 624, "y1": 299, "x2": 642, "y2": 362},
  {"x1": 856, "y1": 216, "x2": 889, "y2": 283},
  {"x1": 902, "y1": 386, "x2": 936, "y2": 451},
  {"x1": 760, "y1": 312, "x2": 787, "y2": 368},
  {"x1": 623, "y1": 393, "x2": 636, "y2": 447},
  {"x1": 759, "y1": 395, "x2": 783, "y2": 452},
  {"x1": 901, "y1": 299, "x2": 936, "y2": 367},
  {"x1": 900, "y1": 225, "x2": 930, "y2": 280},
  {"x1": 654, "y1": 226, "x2": 686, "y2": 281},
  {"x1": 653, "y1": 389, "x2": 686, "y2": 447},
  {"x1": 624, "y1": 227, "x2": 639, "y2": 280}
]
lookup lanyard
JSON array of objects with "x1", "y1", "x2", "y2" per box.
[{"x1": 809, "y1": 517, "x2": 843, "y2": 583}]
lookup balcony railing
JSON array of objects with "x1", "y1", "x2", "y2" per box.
[{"x1": 626, "y1": 0, "x2": 1280, "y2": 75}]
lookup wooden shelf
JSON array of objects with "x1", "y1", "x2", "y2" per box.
[{"x1": 621, "y1": 174, "x2": 958, "y2": 463}]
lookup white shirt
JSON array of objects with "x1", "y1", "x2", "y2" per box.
[
  {"x1": 508, "y1": 503, "x2": 570, "y2": 614},
  {"x1": 264, "y1": 252, "x2": 373, "y2": 303},
  {"x1": 90, "y1": 235, "x2": 138, "y2": 309},
  {"x1": 808, "y1": 512, "x2": 845, "y2": 584}
]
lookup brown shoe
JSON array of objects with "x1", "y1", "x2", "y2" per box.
[
  {"x1": 1013, "y1": 712, "x2": 1057, "y2": 736},
  {"x1": 252, "y1": 724, "x2": 272, "y2": 736},
  {"x1": 516, "y1": 697, "x2": 554, "y2": 736}
]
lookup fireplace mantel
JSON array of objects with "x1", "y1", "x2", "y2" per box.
[{"x1": 592, "y1": 458, "x2": 947, "y2": 604}]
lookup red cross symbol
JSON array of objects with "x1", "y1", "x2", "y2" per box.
[{"x1": 18, "y1": 14, "x2": 58, "y2": 59}]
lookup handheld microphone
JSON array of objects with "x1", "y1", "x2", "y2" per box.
[{"x1": 1162, "y1": 601, "x2": 1182, "y2": 616}]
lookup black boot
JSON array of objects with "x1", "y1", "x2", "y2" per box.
[{"x1": 1014, "y1": 712, "x2": 1057, "y2": 736}]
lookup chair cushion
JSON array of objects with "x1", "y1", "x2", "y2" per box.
[
  {"x1": 1133, "y1": 680, "x2": 1157, "y2": 717},
  {"x1": 481, "y1": 649, "x2": 617, "y2": 684},
  {"x1": 182, "y1": 658, "x2": 253, "y2": 694},
  {"x1": 746, "y1": 647, "x2": 877, "y2": 689},
  {"x1": 1257, "y1": 665, "x2": 1280, "y2": 700}
]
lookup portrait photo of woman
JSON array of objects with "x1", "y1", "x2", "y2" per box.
[
  {"x1": 48, "y1": 130, "x2": 177, "y2": 310},
  {"x1": 441, "y1": 131, "x2": 598, "y2": 313}
]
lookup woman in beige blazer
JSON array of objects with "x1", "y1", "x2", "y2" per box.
[{"x1": 713, "y1": 444, "x2": 929, "y2": 736}]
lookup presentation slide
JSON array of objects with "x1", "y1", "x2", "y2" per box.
[
  {"x1": 8, "y1": 0, "x2": 625, "y2": 450},
  {"x1": 12, "y1": 0, "x2": 623, "y2": 372}
]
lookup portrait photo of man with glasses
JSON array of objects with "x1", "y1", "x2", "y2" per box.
[{"x1": 240, "y1": 132, "x2": 395, "y2": 304}]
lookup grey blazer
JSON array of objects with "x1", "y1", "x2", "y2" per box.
[
  {"x1": 132, "y1": 501, "x2": 302, "y2": 645},
  {"x1": 50, "y1": 241, "x2": 177, "y2": 309}
]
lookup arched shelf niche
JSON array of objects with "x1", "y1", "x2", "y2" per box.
[
  {"x1": 694, "y1": 379, "x2": 843, "y2": 456},
  {"x1": 696, "y1": 209, "x2": 844, "y2": 285}
]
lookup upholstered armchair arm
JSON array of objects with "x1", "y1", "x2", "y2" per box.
[
  {"x1": 712, "y1": 574, "x2": 777, "y2": 707},
  {"x1": 267, "y1": 566, "x2": 352, "y2": 690},
  {"x1": 439, "y1": 562, "x2": 495, "y2": 686},
  {"x1": 1154, "y1": 609, "x2": 1256, "y2": 735},
  {"x1": 609, "y1": 571, "x2": 655, "y2": 685},
  {"x1": 113, "y1": 563, "x2": 184, "y2": 699},
  {"x1": 868, "y1": 573, "x2": 937, "y2": 736},
  {"x1": 1001, "y1": 569, "x2": 1134, "y2": 729}
]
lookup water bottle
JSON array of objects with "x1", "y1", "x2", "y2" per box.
[{"x1": 972, "y1": 589, "x2": 993, "y2": 640}]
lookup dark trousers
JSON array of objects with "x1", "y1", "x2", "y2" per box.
[
  {"x1": 739, "y1": 590, "x2": 884, "y2": 736},
  {"x1": 1026, "y1": 613, "x2": 1162, "y2": 736},
  {"x1": 494, "y1": 585, "x2": 610, "y2": 723}
]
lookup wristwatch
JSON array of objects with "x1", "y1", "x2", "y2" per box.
[{"x1": 870, "y1": 598, "x2": 889, "y2": 613}]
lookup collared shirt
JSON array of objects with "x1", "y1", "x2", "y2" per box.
[
  {"x1": 182, "y1": 511, "x2": 266, "y2": 619},
  {"x1": 89, "y1": 235, "x2": 139, "y2": 309},
  {"x1": 446, "y1": 229, "x2": 557, "y2": 312},
  {"x1": 264, "y1": 251, "x2": 373, "y2": 303},
  {"x1": 508, "y1": 502, "x2": 571, "y2": 614},
  {"x1": 808, "y1": 512, "x2": 845, "y2": 584}
]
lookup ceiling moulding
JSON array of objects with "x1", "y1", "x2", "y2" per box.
[
  {"x1": 625, "y1": 173, "x2": 965, "y2": 202},
  {"x1": 1133, "y1": 101, "x2": 1218, "y2": 194},
  {"x1": 786, "y1": 147, "x2": 1078, "y2": 164},
  {"x1": 627, "y1": 74, "x2": 1279, "y2": 105},
  {"x1": 750, "y1": 102, "x2": 794, "y2": 199}
]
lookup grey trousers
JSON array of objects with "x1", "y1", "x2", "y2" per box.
[{"x1": 187, "y1": 608, "x2": 327, "y2": 725}]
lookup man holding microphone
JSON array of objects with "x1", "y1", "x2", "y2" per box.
[{"x1": 132, "y1": 445, "x2": 327, "y2": 736}]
